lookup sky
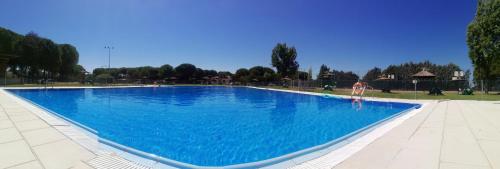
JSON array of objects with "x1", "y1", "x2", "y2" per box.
[{"x1": 0, "y1": 0, "x2": 477, "y2": 76}]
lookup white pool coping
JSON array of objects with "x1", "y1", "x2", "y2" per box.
[{"x1": 2, "y1": 86, "x2": 427, "y2": 169}]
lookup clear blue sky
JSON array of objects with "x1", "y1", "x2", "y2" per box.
[{"x1": 0, "y1": 0, "x2": 477, "y2": 76}]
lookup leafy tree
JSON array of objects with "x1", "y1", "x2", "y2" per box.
[
  {"x1": 249, "y1": 66, "x2": 277, "y2": 83},
  {"x1": 362, "y1": 67, "x2": 382, "y2": 81},
  {"x1": 146, "y1": 67, "x2": 160, "y2": 80},
  {"x1": 59, "y1": 44, "x2": 79, "y2": 80},
  {"x1": 317, "y1": 64, "x2": 331, "y2": 80},
  {"x1": 194, "y1": 68, "x2": 205, "y2": 81},
  {"x1": 159, "y1": 64, "x2": 174, "y2": 79},
  {"x1": 13, "y1": 32, "x2": 42, "y2": 80},
  {"x1": 71, "y1": 64, "x2": 86, "y2": 82},
  {"x1": 0, "y1": 27, "x2": 21, "y2": 76},
  {"x1": 0, "y1": 27, "x2": 21, "y2": 56},
  {"x1": 467, "y1": 0, "x2": 500, "y2": 93},
  {"x1": 203, "y1": 69, "x2": 218, "y2": 77},
  {"x1": 1, "y1": 28, "x2": 82, "y2": 83},
  {"x1": 38, "y1": 38, "x2": 61, "y2": 79},
  {"x1": 175, "y1": 63, "x2": 197, "y2": 83},
  {"x1": 217, "y1": 71, "x2": 232, "y2": 78},
  {"x1": 234, "y1": 68, "x2": 250, "y2": 84},
  {"x1": 271, "y1": 43, "x2": 299, "y2": 78},
  {"x1": 332, "y1": 70, "x2": 359, "y2": 81}
]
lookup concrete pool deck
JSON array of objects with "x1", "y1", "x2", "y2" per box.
[
  {"x1": 1, "y1": 87, "x2": 499, "y2": 169},
  {"x1": 330, "y1": 100, "x2": 500, "y2": 169}
]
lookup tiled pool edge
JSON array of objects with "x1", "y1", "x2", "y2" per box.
[
  {"x1": 2, "y1": 86, "x2": 427, "y2": 169},
  {"x1": 0, "y1": 88, "x2": 156, "y2": 169}
]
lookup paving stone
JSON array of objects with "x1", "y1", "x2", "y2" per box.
[
  {"x1": 22, "y1": 127, "x2": 67, "y2": 146},
  {"x1": 0, "y1": 127, "x2": 22, "y2": 143},
  {"x1": 0, "y1": 119, "x2": 15, "y2": 129},
  {"x1": 7, "y1": 161, "x2": 44, "y2": 169},
  {"x1": 14, "y1": 119, "x2": 49, "y2": 132},
  {"x1": 33, "y1": 139, "x2": 95, "y2": 169},
  {"x1": 439, "y1": 162, "x2": 490, "y2": 169},
  {"x1": 478, "y1": 140, "x2": 500, "y2": 169},
  {"x1": 0, "y1": 140, "x2": 36, "y2": 168}
]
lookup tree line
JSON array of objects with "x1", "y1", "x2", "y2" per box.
[
  {"x1": 361, "y1": 61, "x2": 468, "y2": 81},
  {"x1": 93, "y1": 42, "x2": 470, "y2": 86},
  {"x1": 92, "y1": 43, "x2": 303, "y2": 84},
  {"x1": 93, "y1": 64, "x2": 233, "y2": 84},
  {"x1": 0, "y1": 27, "x2": 83, "y2": 82}
]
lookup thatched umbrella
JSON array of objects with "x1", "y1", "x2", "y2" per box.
[
  {"x1": 412, "y1": 69, "x2": 436, "y2": 79},
  {"x1": 412, "y1": 68, "x2": 436, "y2": 93}
]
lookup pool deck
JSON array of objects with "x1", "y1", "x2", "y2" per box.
[
  {"x1": 1, "y1": 87, "x2": 500, "y2": 169},
  {"x1": 323, "y1": 100, "x2": 500, "y2": 169}
]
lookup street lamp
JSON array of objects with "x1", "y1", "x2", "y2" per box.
[
  {"x1": 104, "y1": 46, "x2": 114, "y2": 85},
  {"x1": 412, "y1": 79, "x2": 418, "y2": 100}
]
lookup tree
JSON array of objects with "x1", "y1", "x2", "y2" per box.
[
  {"x1": 217, "y1": 71, "x2": 232, "y2": 78},
  {"x1": 362, "y1": 67, "x2": 382, "y2": 81},
  {"x1": 234, "y1": 68, "x2": 250, "y2": 84},
  {"x1": 271, "y1": 43, "x2": 299, "y2": 78},
  {"x1": 0, "y1": 27, "x2": 21, "y2": 56},
  {"x1": 332, "y1": 70, "x2": 359, "y2": 81},
  {"x1": 174, "y1": 63, "x2": 197, "y2": 83},
  {"x1": 159, "y1": 64, "x2": 174, "y2": 79},
  {"x1": 38, "y1": 38, "x2": 61, "y2": 79},
  {"x1": 1, "y1": 27, "x2": 82, "y2": 83},
  {"x1": 317, "y1": 64, "x2": 331, "y2": 80},
  {"x1": 467, "y1": 0, "x2": 500, "y2": 93},
  {"x1": 13, "y1": 32, "x2": 42, "y2": 81},
  {"x1": 249, "y1": 66, "x2": 277, "y2": 84},
  {"x1": 71, "y1": 64, "x2": 86, "y2": 82},
  {"x1": 0, "y1": 27, "x2": 21, "y2": 76},
  {"x1": 203, "y1": 69, "x2": 218, "y2": 77},
  {"x1": 59, "y1": 44, "x2": 79, "y2": 81}
]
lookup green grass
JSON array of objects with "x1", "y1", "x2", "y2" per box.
[{"x1": 267, "y1": 86, "x2": 500, "y2": 101}]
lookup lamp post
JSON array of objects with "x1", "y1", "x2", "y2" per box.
[
  {"x1": 104, "y1": 46, "x2": 114, "y2": 85},
  {"x1": 412, "y1": 79, "x2": 418, "y2": 100}
]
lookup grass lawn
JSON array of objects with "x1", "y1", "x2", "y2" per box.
[{"x1": 267, "y1": 86, "x2": 500, "y2": 101}]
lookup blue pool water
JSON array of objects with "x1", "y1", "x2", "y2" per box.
[{"x1": 8, "y1": 87, "x2": 418, "y2": 167}]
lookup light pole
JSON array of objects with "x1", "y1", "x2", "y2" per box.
[
  {"x1": 412, "y1": 79, "x2": 418, "y2": 100},
  {"x1": 104, "y1": 46, "x2": 114, "y2": 85}
]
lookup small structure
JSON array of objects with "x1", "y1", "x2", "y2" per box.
[
  {"x1": 412, "y1": 69, "x2": 436, "y2": 79},
  {"x1": 375, "y1": 74, "x2": 395, "y2": 93},
  {"x1": 412, "y1": 68, "x2": 438, "y2": 94}
]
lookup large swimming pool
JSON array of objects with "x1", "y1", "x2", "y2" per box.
[{"x1": 8, "y1": 86, "x2": 418, "y2": 167}]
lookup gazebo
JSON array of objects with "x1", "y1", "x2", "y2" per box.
[
  {"x1": 412, "y1": 69, "x2": 436, "y2": 79},
  {"x1": 412, "y1": 69, "x2": 438, "y2": 94}
]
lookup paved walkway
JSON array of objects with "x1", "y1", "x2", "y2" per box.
[
  {"x1": 0, "y1": 92, "x2": 96, "y2": 169},
  {"x1": 331, "y1": 100, "x2": 500, "y2": 169}
]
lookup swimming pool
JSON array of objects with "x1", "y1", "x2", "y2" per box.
[{"x1": 8, "y1": 86, "x2": 419, "y2": 167}]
